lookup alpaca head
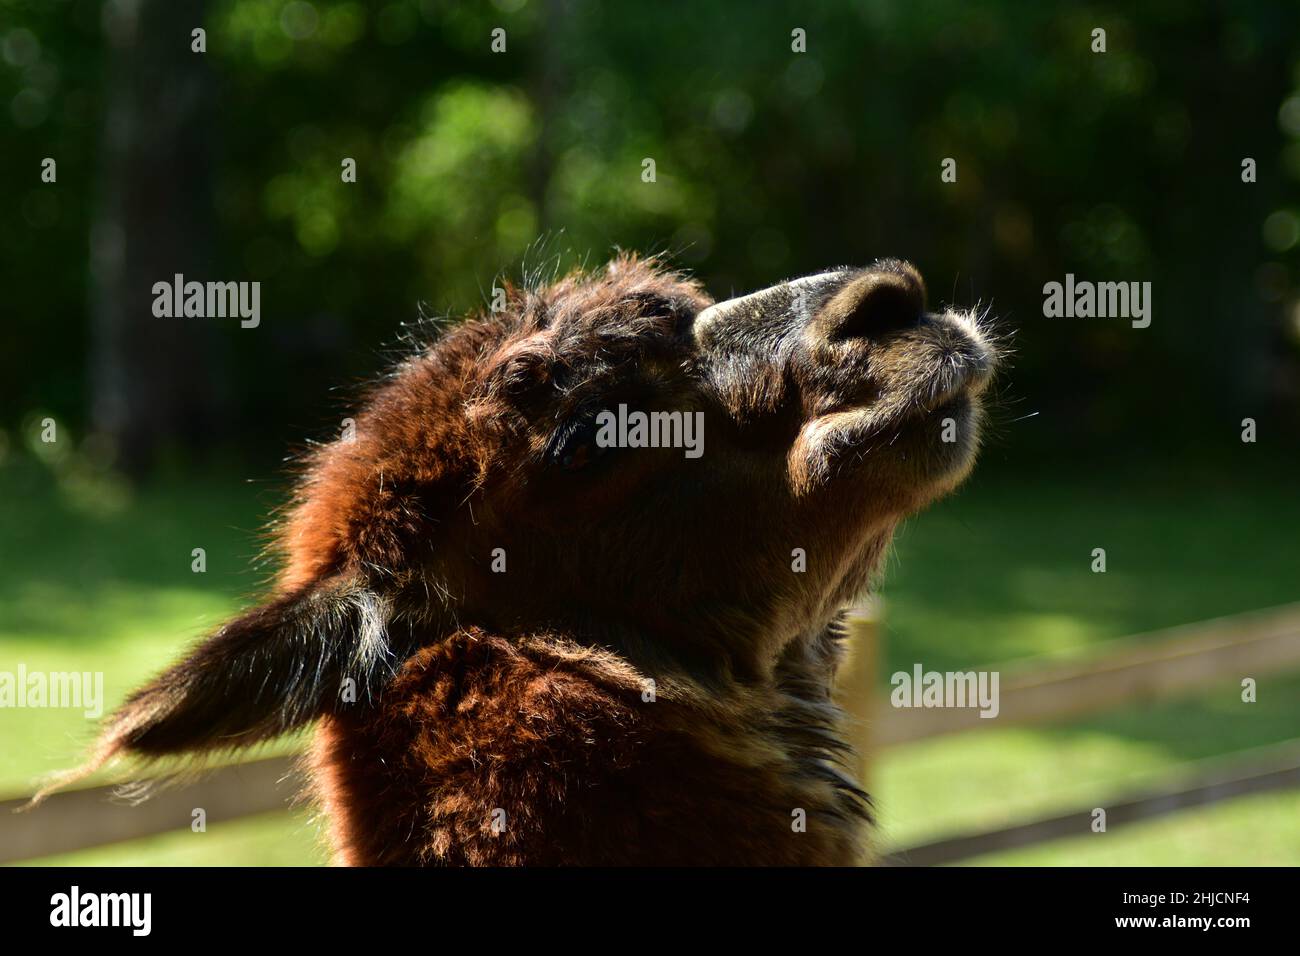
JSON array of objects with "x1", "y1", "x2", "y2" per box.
[
  {"x1": 55, "y1": 254, "x2": 997, "y2": 783},
  {"x1": 286, "y1": 254, "x2": 998, "y2": 677}
]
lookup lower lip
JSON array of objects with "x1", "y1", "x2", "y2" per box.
[{"x1": 924, "y1": 392, "x2": 970, "y2": 419}]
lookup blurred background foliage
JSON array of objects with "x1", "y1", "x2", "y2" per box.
[
  {"x1": 2, "y1": 0, "x2": 1299, "y2": 475},
  {"x1": 1, "y1": 0, "x2": 1299, "y2": 866}
]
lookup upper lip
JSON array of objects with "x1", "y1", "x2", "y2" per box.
[
  {"x1": 891, "y1": 347, "x2": 991, "y2": 425},
  {"x1": 928, "y1": 358, "x2": 991, "y2": 408}
]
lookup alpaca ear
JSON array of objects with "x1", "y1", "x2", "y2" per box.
[{"x1": 33, "y1": 575, "x2": 397, "y2": 800}]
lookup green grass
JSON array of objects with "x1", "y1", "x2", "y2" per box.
[
  {"x1": 2, "y1": 451, "x2": 1297, "y2": 865},
  {"x1": 880, "y1": 454, "x2": 1300, "y2": 673},
  {"x1": 20, "y1": 811, "x2": 327, "y2": 867},
  {"x1": 873, "y1": 673, "x2": 1300, "y2": 852},
  {"x1": 0, "y1": 458, "x2": 295, "y2": 794},
  {"x1": 867, "y1": 453, "x2": 1300, "y2": 863},
  {"x1": 967, "y1": 789, "x2": 1300, "y2": 866}
]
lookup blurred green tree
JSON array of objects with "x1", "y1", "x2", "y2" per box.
[{"x1": 1, "y1": 0, "x2": 1297, "y2": 472}]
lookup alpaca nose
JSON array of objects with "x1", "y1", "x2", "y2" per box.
[
  {"x1": 692, "y1": 261, "x2": 928, "y2": 348},
  {"x1": 693, "y1": 270, "x2": 852, "y2": 346},
  {"x1": 811, "y1": 261, "x2": 927, "y2": 343}
]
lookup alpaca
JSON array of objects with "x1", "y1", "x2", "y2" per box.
[{"x1": 56, "y1": 255, "x2": 998, "y2": 865}]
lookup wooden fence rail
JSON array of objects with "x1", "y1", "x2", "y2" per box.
[
  {"x1": 0, "y1": 756, "x2": 301, "y2": 865},
  {"x1": 880, "y1": 740, "x2": 1300, "y2": 866},
  {"x1": 842, "y1": 601, "x2": 1300, "y2": 752}
]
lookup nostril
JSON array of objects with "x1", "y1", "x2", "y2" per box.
[{"x1": 817, "y1": 264, "x2": 927, "y2": 341}]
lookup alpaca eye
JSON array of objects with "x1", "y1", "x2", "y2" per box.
[
  {"x1": 562, "y1": 443, "x2": 592, "y2": 470},
  {"x1": 549, "y1": 416, "x2": 609, "y2": 471}
]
